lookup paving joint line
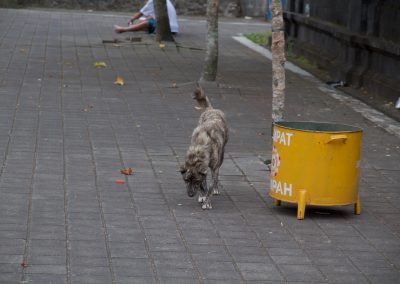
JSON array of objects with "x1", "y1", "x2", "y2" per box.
[
  {"x1": 79, "y1": 22, "x2": 116, "y2": 283},
  {"x1": 20, "y1": 12, "x2": 46, "y2": 283},
  {"x1": 61, "y1": 36, "x2": 72, "y2": 284}
]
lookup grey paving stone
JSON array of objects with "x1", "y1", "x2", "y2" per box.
[
  {"x1": 0, "y1": 239, "x2": 26, "y2": 255},
  {"x1": 196, "y1": 261, "x2": 242, "y2": 280},
  {"x1": 278, "y1": 264, "x2": 326, "y2": 282},
  {"x1": 113, "y1": 258, "x2": 154, "y2": 277},
  {"x1": 26, "y1": 264, "x2": 67, "y2": 275},
  {"x1": 318, "y1": 265, "x2": 368, "y2": 284},
  {"x1": 30, "y1": 225, "x2": 66, "y2": 240},
  {"x1": 271, "y1": 255, "x2": 313, "y2": 265},
  {"x1": 0, "y1": 254, "x2": 23, "y2": 264},
  {"x1": 0, "y1": 263, "x2": 21, "y2": 273},
  {"x1": 116, "y1": 276, "x2": 156, "y2": 284},
  {"x1": 28, "y1": 255, "x2": 66, "y2": 265},
  {"x1": 0, "y1": 9, "x2": 400, "y2": 284},
  {"x1": 237, "y1": 262, "x2": 284, "y2": 281},
  {"x1": 109, "y1": 241, "x2": 148, "y2": 259},
  {"x1": 157, "y1": 267, "x2": 198, "y2": 278},
  {"x1": 190, "y1": 244, "x2": 231, "y2": 262},
  {"x1": 69, "y1": 240, "x2": 108, "y2": 258},
  {"x1": 70, "y1": 274, "x2": 113, "y2": 284},
  {"x1": 29, "y1": 240, "x2": 66, "y2": 256},
  {"x1": 158, "y1": 278, "x2": 200, "y2": 284},
  {"x1": 0, "y1": 273, "x2": 21, "y2": 283},
  {"x1": 70, "y1": 265, "x2": 111, "y2": 276}
]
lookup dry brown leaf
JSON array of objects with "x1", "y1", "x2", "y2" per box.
[
  {"x1": 114, "y1": 76, "x2": 125, "y2": 86},
  {"x1": 120, "y1": 167, "x2": 134, "y2": 175}
]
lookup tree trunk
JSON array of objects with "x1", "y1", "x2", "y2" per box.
[
  {"x1": 154, "y1": 0, "x2": 174, "y2": 42},
  {"x1": 201, "y1": 0, "x2": 219, "y2": 82},
  {"x1": 271, "y1": 0, "x2": 286, "y2": 122}
]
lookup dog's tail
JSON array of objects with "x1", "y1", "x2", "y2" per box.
[{"x1": 192, "y1": 86, "x2": 213, "y2": 110}]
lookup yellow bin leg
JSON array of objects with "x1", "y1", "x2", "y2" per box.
[
  {"x1": 354, "y1": 195, "x2": 361, "y2": 215},
  {"x1": 297, "y1": 190, "x2": 307, "y2": 220}
]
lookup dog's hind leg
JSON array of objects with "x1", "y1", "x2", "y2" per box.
[{"x1": 211, "y1": 150, "x2": 225, "y2": 195}]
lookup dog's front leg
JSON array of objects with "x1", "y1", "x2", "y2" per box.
[
  {"x1": 211, "y1": 168, "x2": 221, "y2": 195},
  {"x1": 198, "y1": 180, "x2": 207, "y2": 204},
  {"x1": 201, "y1": 179, "x2": 212, "y2": 210}
]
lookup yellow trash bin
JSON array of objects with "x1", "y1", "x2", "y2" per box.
[{"x1": 269, "y1": 121, "x2": 362, "y2": 219}]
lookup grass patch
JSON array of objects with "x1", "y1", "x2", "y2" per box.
[
  {"x1": 243, "y1": 31, "x2": 271, "y2": 47},
  {"x1": 244, "y1": 32, "x2": 324, "y2": 76}
]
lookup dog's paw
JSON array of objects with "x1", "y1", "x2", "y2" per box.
[
  {"x1": 198, "y1": 195, "x2": 206, "y2": 203},
  {"x1": 212, "y1": 189, "x2": 220, "y2": 195},
  {"x1": 201, "y1": 202, "x2": 212, "y2": 210}
]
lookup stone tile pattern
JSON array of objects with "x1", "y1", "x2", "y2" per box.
[{"x1": 0, "y1": 8, "x2": 399, "y2": 284}]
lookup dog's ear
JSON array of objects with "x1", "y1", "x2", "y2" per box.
[{"x1": 178, "y1": 165, "x2": 187, "y2": 174}]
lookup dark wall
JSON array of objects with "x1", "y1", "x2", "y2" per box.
[{"x1": 285, "y1": 0, "x2": 400, "y2": 102}]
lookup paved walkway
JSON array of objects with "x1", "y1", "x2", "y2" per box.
[{"x1": 0, "y1": 8, "x2": 399, "y2": 284}]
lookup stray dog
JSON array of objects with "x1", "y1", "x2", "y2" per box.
[{"x1": 180, "y1": 87, "x2": 229, "y2": 209}]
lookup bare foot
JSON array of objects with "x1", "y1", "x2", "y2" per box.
[{"x1": 114, "y1": 25, "x2": 125, "y2": 34}]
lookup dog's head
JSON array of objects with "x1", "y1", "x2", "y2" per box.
[
  {"x1": 179, "y1": 164, "x2": 207, "y2": 197},
  {"x1": 180, "y1": 141, "x2": 209, "y2": 197}
]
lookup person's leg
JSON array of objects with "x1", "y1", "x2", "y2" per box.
[{"x1": 114, "y1": 20, "x2": 149, "y2": 33}]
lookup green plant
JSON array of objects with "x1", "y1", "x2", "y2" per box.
[{"x1": 244, "y1": 32, "x2": 271, "y2": 46}]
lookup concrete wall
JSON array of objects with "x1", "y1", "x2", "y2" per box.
[
  {"x1": 285, "y1": 0, "x2": 400, "y2": 102},
  {"x1": 5, "y1": 0, "x2": 267, "y2": 17}
]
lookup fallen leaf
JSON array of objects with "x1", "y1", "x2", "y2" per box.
[
  {"x1": 159, "y1": 43, "x2": 165, "y2": 49},
  {"x1": 94, "y1": 61, "x2": 107, "y2": 68},
  {"x1": 172, "y1": 82, "x2": 177, "y2": 88},
  {"x1": 120, "y1": 167, "x2": 133, "y2": 175},
  {"x1": 115, "y1": 180, "x2": 125, "y2": 184},
  {"x1": 21, "y1": 261, "x2": 28, "y2": 268},
  {"x1": 114, "y1": 76, "x2": 125, "y2": 86}
]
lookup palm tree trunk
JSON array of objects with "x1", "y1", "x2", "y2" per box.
[
  {"x1": 271, "y1": 0, "x2": 286, "y2": 122},
  {"x1": 201, "y1": 0, "x2": 219, "y2": 82}
]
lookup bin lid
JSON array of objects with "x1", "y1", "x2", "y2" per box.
[{"x1": 274, "y1": 121, "x2": 363, "y2": 133}]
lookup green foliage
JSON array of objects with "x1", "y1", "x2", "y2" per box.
[
  {"x1": 244, "y1": 32, "x2": 271, "y2": 47},
  {"x1": 245, "y1": 32, "x2": 317, "y2": 70}
]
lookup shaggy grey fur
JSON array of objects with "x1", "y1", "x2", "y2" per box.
[{"x1": 180, "y1": 87, "x2": 229, "y2": 209}]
